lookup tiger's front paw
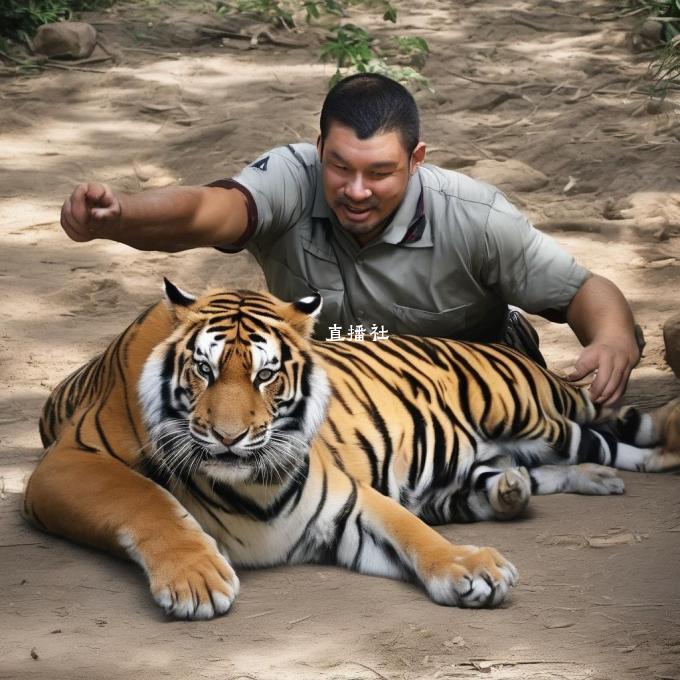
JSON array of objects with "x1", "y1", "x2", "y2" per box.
[
  {"x1": 146, "y1": 536, "x2": 239, "y2": 620},
  {"x1": 424, "y1": 546, "x2": 517, "y2": 608}
]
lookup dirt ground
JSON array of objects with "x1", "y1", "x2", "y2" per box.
[{"x1": 2, "y1": 0, "x2": 680, "y2": 678}]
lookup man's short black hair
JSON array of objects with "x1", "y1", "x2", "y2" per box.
[{"x1": 319, "y1": 73, "x2": 420, "y2": 156}]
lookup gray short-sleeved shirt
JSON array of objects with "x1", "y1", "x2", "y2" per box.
[{"x1": 216, "y1": 143, "x2": 589, "y2": 341}]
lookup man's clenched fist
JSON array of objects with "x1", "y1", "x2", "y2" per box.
[{"x1": 61, "y1": 182, "x2": 121, "y2": 242}]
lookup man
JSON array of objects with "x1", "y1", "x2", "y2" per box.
[{"x1": 60, "y1": 73, "x2": 641, "y2": 406}]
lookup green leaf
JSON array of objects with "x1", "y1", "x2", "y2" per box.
[{"x1": 383, "y1": 7, "x2": 397, "y2": 22}]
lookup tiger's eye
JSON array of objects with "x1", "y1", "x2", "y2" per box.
[
  {"x1": 196, "y1": 361, "x2": 212, "y2": 378},
  {"x1": 257, "y1": 368, "x2": 274, "y2": 382}
]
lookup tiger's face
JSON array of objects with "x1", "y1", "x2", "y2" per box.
[{"x1": 139, "y1": 281, "x2": 329, "y2": 485}]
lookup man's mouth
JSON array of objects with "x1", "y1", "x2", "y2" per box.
[{"x1": 339, "y1": 203, "x2": 375, "y2": 222}]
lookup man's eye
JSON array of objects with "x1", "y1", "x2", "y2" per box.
[
  {"x1": 195, "y1": 361, "x2": 212, "y2": 378},
  {"x1": 257, "y1": 368, "x2": 275, "y2": 382}
]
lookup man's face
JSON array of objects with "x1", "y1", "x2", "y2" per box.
[{"x1": 318, "y1": 123, "x2": 425, "y2": 246}]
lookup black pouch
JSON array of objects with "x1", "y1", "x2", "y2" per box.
[{"x1": 501, "y1": 309, "x2": 547, "y2": 368}]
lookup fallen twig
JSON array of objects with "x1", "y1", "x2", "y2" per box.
[
  {"x1": 200, "y1": 25, "x2": 306, "y2": 47},
  {"x1": 0, "y1": 49, "x2": 38, "y2": 67},
  {"x1": 343, "y1": 661, "x2": 390, "y2": 680},
  {"x1": 462, "y1": 658, "x2": 579, "y2": 670},
  {"x1": 591, "y1": 7, "x2": 649, "y2": 22},
  {"x1": 564, "y1": 77, "x2": 632, "y2": 103},
  {"x1": 592, "y1": 601, "x2": 678, "y2": 608},
  {"x1": 122, "y1": 47, "x2": 181, "y2": 59},
  {"x1": 250, "y1": 28, "x2": 306, "y2": 48},
  {"x1": 244, "y1": 609, "x2": 274, "y2": 619},
  {"x1": 287, "y1": 614, "x2": 312, "y2": 627},
  {"x1": 42, "y1": 62, "x2": 109, "y2": 74},
  {"x1": 509, "y1": 11, "x2": 601, "y2": 33},
  {"x1": 48, "y1": 55, "x2": 114, "y2": 67},
  {"x1": 445, "y1": 68, "x2": 521, "y2": 87},
  {"x1": 475, "y1": 105, "x2": 540, "y2": 141},
  {"x1": 200, "y1": 26, "x2": 250, "y2": 40}
]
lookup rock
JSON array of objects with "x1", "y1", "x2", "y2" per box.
[
  {"x1": 33, "y1": 22, "x2": 97, "y2": 59},
  {"x1": 645, "y1": 98, "x2": 676, "y2": 115},
  {"x1": 631, "y1": 20, "x2": 664, "y2": 52},
  {"x1": 466, "y1": 159, "x2": 549, "y2": 192},
  {"x1": 663, "y1": 313, "x2": 680, "y2": 379},
  {"x1": 639, "y1": 20, "x2": 664, "y2": 43}
]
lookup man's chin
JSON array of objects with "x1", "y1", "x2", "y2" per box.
[
  {"x1": 339, "y1": 219, "x2": 378, "y2": 234},
  {"x1": 335, "y1": 211, "x2": 380, "y2": 233}
]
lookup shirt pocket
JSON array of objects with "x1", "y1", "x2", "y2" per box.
[
  {"x1": 391, "y1": 302, "x2": 472, "y2": 339},
  {"x1": 301, "y1": 238, "x2": 344, "y2": 292}
]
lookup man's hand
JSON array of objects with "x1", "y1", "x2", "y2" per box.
[
  {"x1": 568, "y1": 339, "x2": 640, "y2": 406},
  {"x1": 61, "y1": 182, "x2": 121, "y2": 242}
]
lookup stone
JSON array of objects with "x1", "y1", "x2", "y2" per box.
[
  {"x1": 663, "y1": 313, "x2": 680, "y2": 379},
  {"x1": 639, "y1": 20, "x2": 664, "y2": 43},
  {"x1": 33, "y1": 22, "x2": 97, "y2": 60},
  {"x1": 466, "y1": 159, "x2": 549, "y2": 192}
]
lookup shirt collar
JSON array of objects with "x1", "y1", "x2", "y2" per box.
[
  {"x1": 312, "y1": 167, "x2": 332, "y2": 220},
  {"x1": 312, "y1": 165, "x2": 432, "y2": 248}
]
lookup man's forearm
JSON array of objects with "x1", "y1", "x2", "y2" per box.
[
  {"x1": 566, "y1": 274, "x2": 637, "y2": 350},
  {"x1": 108, "y1": 187, "x2": 223, "y2": 252}
]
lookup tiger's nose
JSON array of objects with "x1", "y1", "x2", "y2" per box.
[{"x1": 211, "y1": 425, "x2": 248, "y2": 446}]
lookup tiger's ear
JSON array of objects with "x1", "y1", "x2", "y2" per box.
[
  {"x1": 163, "y1": 278, "x2": 197, "y2": 321},
  {"x1": 285, "y1": 292, "x2": 323, "y2": 338}
]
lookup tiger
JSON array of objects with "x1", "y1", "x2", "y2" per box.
[{"x1": 24, "y1": 280, "x2": 680, "y2": 620}]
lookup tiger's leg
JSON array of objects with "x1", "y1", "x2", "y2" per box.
[
  {"x1": 595, "y1": 397, "x2": 680, "y2": 451},
  {"x1": 528, "y1": 463, "x2": 625, "y2": 495},
  {"x1": 442, "y1": 458, "x2": 626, "y2": 523},
  {"x1": 435, "y1": 399, "x2": 680, "y2": 522},
  {"x1": 24, "y1": 444, "x2": 239, "y2": 619},
  {"x1": 499, "y1": 397, "x2": 680, "y2": 476},
  {"x1": 559, "y1": 419, "x2": 680, "y2": 472},
  {"x1": 335, "y1": 481, "x2": 518, "y2": 607},
  {"x1": 454, "y1": 463, "x2": 532, "y2": 522}
]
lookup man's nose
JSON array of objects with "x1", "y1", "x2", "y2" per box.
[{"x1": 344, "y1": 174, "x2": 372, "y2": 201}]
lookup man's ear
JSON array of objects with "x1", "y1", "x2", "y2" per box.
[
  {"x1": 410, "y1": 142, "x2": 426, "y2": 174},
  {"x1": 316, "y1": 134, "x2": 323, "y2": 160},
  {"x1": 163, "y1": 278, "x2": 197, "y2": 321}
]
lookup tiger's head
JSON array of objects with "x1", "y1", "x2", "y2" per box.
[{"x1": 139, "y1": 280, "x2": 329, "y2": 485}]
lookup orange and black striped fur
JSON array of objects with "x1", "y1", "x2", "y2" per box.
[{"x1": 24, "y1": 282, "x2": 680, "y2": 619}]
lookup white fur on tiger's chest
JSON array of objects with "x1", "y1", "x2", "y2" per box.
[{"x1": 180, "y1": 460, "x2": 353, "y2": 568}]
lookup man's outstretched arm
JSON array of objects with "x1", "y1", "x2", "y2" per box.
[
  {"x1": 566, "y1": 273, "x2": 641, "y2": 406},
  {"x1": 60, "y1": 182, "x2": 249, "y2": 252}
]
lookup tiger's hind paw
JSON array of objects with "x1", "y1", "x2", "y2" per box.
[
  {"x1": 489, "y1": 467, "x2": 531, "y2": 520},
  {"x1": 569, "y1": 464, "x2": 625, "y2": 495},
  {"x1": 425, "y1": 546, "x2": 518, "y2": 608}
]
